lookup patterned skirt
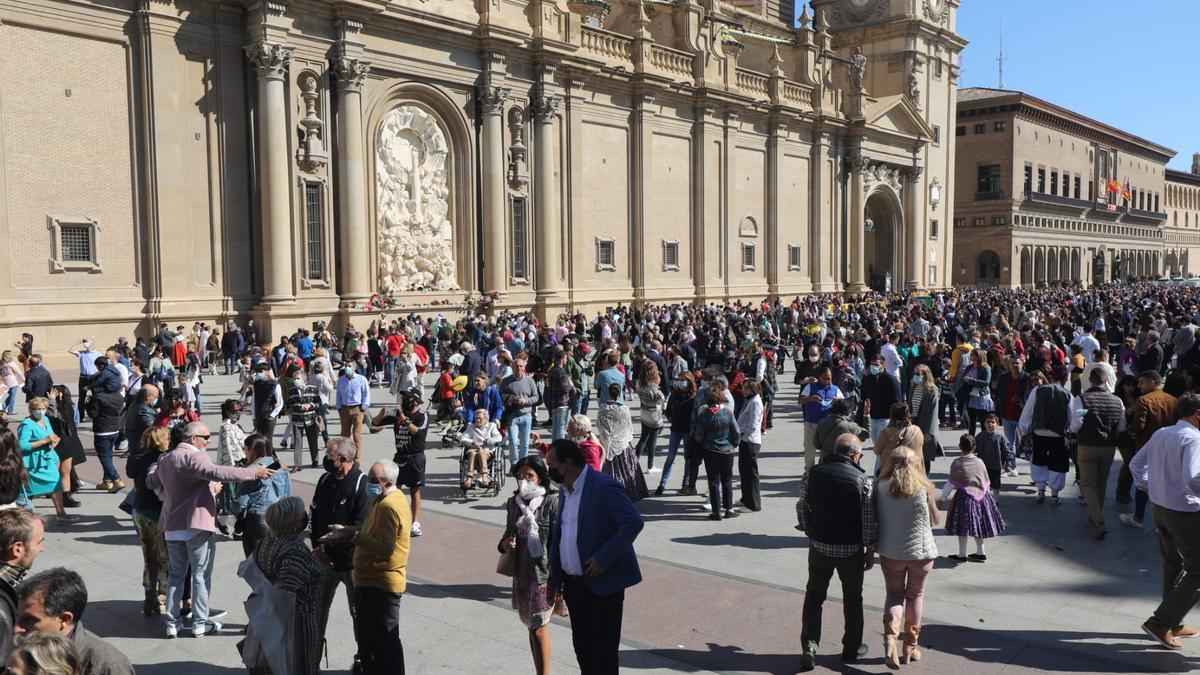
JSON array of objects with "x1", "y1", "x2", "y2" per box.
[
  {"x1": 603, "y1": 444, "x2": 649, "y2": 502},
  {"x1": 945, "y1": 491, "x2": 1006, "y2": 539}
]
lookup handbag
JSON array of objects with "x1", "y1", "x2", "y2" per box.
[{"x1": 496, "y1": 548, "x2": 517, "y2": 577}]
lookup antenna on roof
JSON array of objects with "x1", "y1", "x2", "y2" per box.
[{"x1": 997, "y1": 20, "x2": 1005, "y2": 89}]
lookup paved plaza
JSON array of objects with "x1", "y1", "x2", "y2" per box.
[{"x1": 32, "y1": 369, "x2": 1200, "y2": 674}]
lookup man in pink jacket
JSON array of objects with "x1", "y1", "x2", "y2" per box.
[{"x1": 149, "y1": 421, "x2": 273, "y2": 638}]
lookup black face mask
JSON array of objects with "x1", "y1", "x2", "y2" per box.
[
  {"x1": 548, "y1": 465, "x2": 565, "y2": 484},
  {"x1": 322, "y1": 456, "x2": 336, "y2": 473}
]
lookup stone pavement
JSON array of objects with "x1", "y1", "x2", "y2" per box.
[{"x1": 30, "y1": 368, "x2": 1200, "y2": 674}]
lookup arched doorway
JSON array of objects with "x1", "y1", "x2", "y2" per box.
[
  {"x1": 864, "y1": 190, "x2": 902, "y2": 293},
  {"x1": 1166, "y1": 251, "x2": 1179, "y2": 277},
  {"x1": 1020, "y1": 248, "x2": 1032, "y2": 286},
  {"x1": 1047, "y1": 248, "x2": 1059, "y2": 282},
  {"x1": 976, "y1": 250, "x2": 1001, "y2": 286},
  {"x1": 1058, "y1": 249, "x2": 1069, "y2": 283},
  {"x1": 1034, "y1": 248, "x2": 1046, "y2": 285},
  {"x1": 1071, "y1": 249, "x2": 1081, "y2": 282}
]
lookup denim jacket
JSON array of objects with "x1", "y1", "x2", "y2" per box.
[{"x1": 236, "y1": 456, "x2": 292, "y2": 514}]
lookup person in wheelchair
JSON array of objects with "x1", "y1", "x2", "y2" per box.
[{"x1": 461, "y1": 408, "x2": 502, "y2": 491}]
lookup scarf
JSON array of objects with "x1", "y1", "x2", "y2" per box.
[
  {"x1": 515, "y1": 489, "x2": 546, "y2": 558},
  {"x1": 948, "y1": 454, "x2": 990, "y2": 501},
  {"x1": 0, "y1": 563, "x2": 27, "y2": 591}
]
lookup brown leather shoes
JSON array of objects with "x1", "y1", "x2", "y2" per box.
[{"x1": 1143, "y1": 622, "x2": 1183, "y2": 649}]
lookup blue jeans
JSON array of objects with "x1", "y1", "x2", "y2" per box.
[
  {"x1": 575, "y1": 391, "x2": 590, "y2": 417},
  {"x1": 508, "y1": 414, "x2": 532, "y2": 464},
  {"x1": 222, "y1": 352, "x2": 237, "y2": 375},
  {"x1": 660, "y1": 431, "x2": 685, "y2": 488},
  {"x1": 3, "y1": 388, "x2": 15, "y2": 415},
  {"x1": 1002, "y1": 419, "x2": 1020, "y2": 470},
  {"x1": 166, "y1": 531, "x2": 216, "y2": 632},
  {"x1": 870, "y1": 418, "x2": 889, "y2": 446},
  {"x1": 94, "y1": 434, "x2": 120, "y2": 483},
  {"x1": 550, "y1": 406, "x2": 570, "y2": 441}
]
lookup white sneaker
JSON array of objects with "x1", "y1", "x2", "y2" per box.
[
  {"x1": 411, "y1": 522, "x2": 423, "y2": 537},
  {"x1": 1119, "y1": 513, "x2": 1145, "y2": 529},
  {"x1": 192, "y1": 620, "x2": 222, "y2": 637},
  {"x1": 166, "y1": 624, "x2": 178, "y2": 639},
  {"x1": 646, "y1": 467, "x2": 661, "y2": 473}
]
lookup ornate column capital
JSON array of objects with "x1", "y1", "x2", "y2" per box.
[
  {"x1": 245, "y1": 40, "x2": 293, "y2": 80},
  {"x1": 845, "y1": 149, "x2": 866, "y2": 174},
  {"x1": 903, "y1": 164, "x2": 925, "y2": 182},
  {"x1": 331, "y1": 51, "x2": 371, "y2": 91},
  {"x1": 530, "y1": 93, "x2": 560, "y2": 123},
  {"x1": 479, "y1": 85, "x2": 511, "y2": 115}
]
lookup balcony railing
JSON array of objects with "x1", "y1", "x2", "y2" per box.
[
  {"x1": 1022, "y1": 191, "x2": 1090, "y2": 209},
  {"x1": 1127, "y1": 208, "x2": 1168, "y2": 222}
]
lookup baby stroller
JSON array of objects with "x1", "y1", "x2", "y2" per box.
[
  {"x1": 440, "y1": 412, "x2": 468, "y2": 448},
  {"x1": 458, "y1": 435, "x2": 507, "y2": 498}
]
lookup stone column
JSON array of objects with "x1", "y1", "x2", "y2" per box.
[
  {"x1": 904, "y1": 165, "x2": 924, "y2": 290},
  {"x1": 480, "y1": 81, "x2": 510, "y2": 294},
  {"x1": 809, "y1": 130, "x2": 831, "y2": 291},
  {"x1": 531, "y1": 84, "x2": 562, "y2": 310},
  {"x1": 332, "y1": 49, "x2": 371, "y2": 302},
  {"x1": 628, "y1": 90, "x2": 652, "y2": 307},
  {"x1": 846, "y1": 151, "x2": 866, "y2": 292},
  {"x1": 246, "y1": 40, "x2": 295, "y2": 304},
  {"x1": 765, "y1": 118, "x2": 783, "y2": 298}
]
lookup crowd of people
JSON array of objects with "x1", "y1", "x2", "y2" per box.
[{"x1": 0, "y1": 280, "x2": 1194, "y2": 672}]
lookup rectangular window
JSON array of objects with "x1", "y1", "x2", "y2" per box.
[
  {"x1": 930, "y1": 220, "x2": 939, "y2": 239},
  {"x1": 974, "y1": 123, "x2": 985, "y2": 134},
  {"x1": 1037, "y1": 168, "x2": 1046, "y2": 193},
  {"x1": 662, "y1": 240, "x2": 680, "y2": 271},
  {"x1": 1155, "y1": 193, "x2": 1160, "y2": 212},
  {"x1": 788, "y1": 245, "x2": 802, "y2": 270},
  {"x1": 932, "y1": 125, "x2": 941, "y2": 145},
  {"x1": 972, "y1": 216, "x2": 985, "y2": 226},
  {"x1": 977, "y1": 165, "x2": 1001, "y2": 196},
  {"x1": 1139, "y1": 190, "x2": 1146, "y2": 210},
  {"x1": 60, "y1": 225, "x2": 92, "y2": 262},
  {"x1": 994, "y1": 121, "x2": 1006, "y2": 132},
  {"x1": 935, "y1": 60, "x2": 944, "y2": 78},
  {"x1": 1088, "y1": 180, "x2": 1094, "y2": 201},
  {"x1": 512, "y1": 197, "x2": 528, "y2": 280},
  {"x1": 1024, "y1": 165, "x2": 1032, "y2": 195},
  {"x1": 741, "y1": 243, "x2": 756, "y2": 271},
  {"x1": 1050, "y1": 171, "x2": 1058, "y2": 196},
  {"x1": 954, "y1": 217, "x2": 965, "y2": 228},
  {"x1": 303, "y1": 183, "x2": 325, "y2": 280},
  {"x1": 596, "y1": 238, "x2": 615, "y2": 271},
  {"x1": 1074, "y1": 176, "x2": 1081, "y2": 200},
  {"x1": 992, "y1": 215, "x2": 1005, "y2": 226},
  {"x1": 955, "y1": 126, "x2": 966, "y2": 137}
]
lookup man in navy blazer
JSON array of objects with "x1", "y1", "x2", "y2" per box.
[{"x1": 546, "y1": 439, "x2": 644, "y2": 674}]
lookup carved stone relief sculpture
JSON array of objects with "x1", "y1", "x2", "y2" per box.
[
  {"x1": 375, "y1": 105, "x2": 459, "y2": 292},
  {"x1": 862, "y1": 163, "x2": 903, "y2": 194}
]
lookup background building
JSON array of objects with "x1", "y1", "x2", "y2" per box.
[
  {"x1": 951, "y1": 86, "x2": 1180, "y2": 288},
  {"x1": 1164, "y1": 154, "x2": 1200, "y2": 276},
  {"x1": 0, "y1": 0, "x2": 962, "y2": 355}
]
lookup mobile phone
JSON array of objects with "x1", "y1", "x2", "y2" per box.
[{"x1": 268, "y1": 461, "x2": 282, "y2": 471}]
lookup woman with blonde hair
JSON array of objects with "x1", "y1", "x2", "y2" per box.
[
  {"x1": 564, "y1": 414, "x2": 603, "y2": 471},
  {"x1": 874, "y1": 447, "x2": 939, "y2": 669},
  {"x1": 0, "y1": 350, "x2": 24, "y2": 415},
  {"x1": 873, "y1": 402, "x2": 924, "y2": 477},
  {"x1": 131, "y1": 425, "x2": 173, "y2": 615},
  {"x1": 908, "y1": 363, "x2": 942, "y2": 475},
  {"x1": 6, "y1": 632, "x2": 83, "y2": 675},
  {"x1": 16, "y1": 398, "x2": 68, "y2": 519}
]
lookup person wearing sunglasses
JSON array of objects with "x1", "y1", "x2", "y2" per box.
[{"x1": 148, "y1": 421, "x2": 275, "y2": 639}]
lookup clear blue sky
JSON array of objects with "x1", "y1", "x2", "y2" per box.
[{"x1": 957, "y1": 1, "x2": 1198, "y2": 171}]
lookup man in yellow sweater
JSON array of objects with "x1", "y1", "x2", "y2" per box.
[{"x1": 320, "y1": 459, "x2": 412, "y2": 674}]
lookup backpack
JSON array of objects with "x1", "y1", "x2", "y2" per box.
[{"x1": 154, "y1": 360, "x2": 174, "y2": 384}]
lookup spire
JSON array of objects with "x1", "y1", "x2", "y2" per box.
[
  {"x1": 798, "y1": 3, "x2": 811, "y2": 29},
  {"x1": 814, "y1": 8, "x2": 828, "y2": 35}
]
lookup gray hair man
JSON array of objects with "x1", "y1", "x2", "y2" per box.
[
  {"x1": 310, "y1": 437, "x2": 371, "y2": 671},
  {"x1": 794, "y1": 432, "x2": 876, "y2": 671},
  {"x1": 149, "y1": 422, "x2": 273, "y2": 638}
]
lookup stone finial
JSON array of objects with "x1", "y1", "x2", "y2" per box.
[
  {"x1": 798, "y1": 3, "x2": 811, "y2": 28},
  {"x1": 814, "y1": 8, "x2": 828, "y2": 34},
  {"x1": 1193, "y1": 152, "x2": 1200, "y2": 175}
]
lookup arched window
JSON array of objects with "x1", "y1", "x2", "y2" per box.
[{"x1": 976, "y1": 250, "x2": 1001, "y2": 285}]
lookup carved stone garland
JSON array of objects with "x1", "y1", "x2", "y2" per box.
[{"x1": 375, "y1": 106, "x2": 460, "y2": 292}]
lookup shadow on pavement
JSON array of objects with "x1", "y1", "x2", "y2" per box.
[
  {"x1": 671, "y1": 531, "x2": 807, "y2": 551},
  {"x1": 622, "y1": 642, "x2": 801, "y2": 674},
  {"x1": 922, "y1": 623, "x2": 1200, "y2": 673},
  {"x1": 406, "y1": 581, "x2": 511, "y2": 604}
]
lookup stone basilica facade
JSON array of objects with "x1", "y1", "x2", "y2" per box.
[{"x1": 0, "y1": 0, "x2": 962, "y2": 347}]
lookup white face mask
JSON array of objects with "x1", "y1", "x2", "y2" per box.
[{"x1": 518, "y1": 479, "x2": 543, "y2": 500}]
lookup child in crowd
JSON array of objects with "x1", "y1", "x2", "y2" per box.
[
  {"x1": 940, "y1": 434, "x2": 1006, "y2": 563},
  {"x1": 973, "y1": 413, "x2": 1013, "y2": 497}
]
